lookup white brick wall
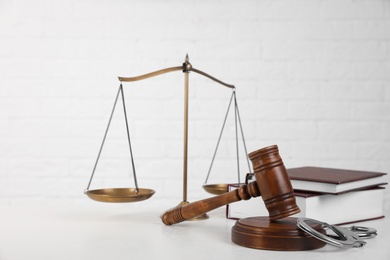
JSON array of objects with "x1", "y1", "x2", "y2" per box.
[{"x1": 0, "y1": 0, "x2": 389, "y2": 212}]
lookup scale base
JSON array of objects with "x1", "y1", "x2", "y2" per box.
[{"x1": 232, "y1": 216, "x2": 326, "y2": 251}]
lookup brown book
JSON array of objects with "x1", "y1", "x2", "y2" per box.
[{"x1": 287, "y1": 166, "x2": 387, "y2": 194}]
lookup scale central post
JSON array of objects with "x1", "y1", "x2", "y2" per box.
[
  {"x1": 178, "y1": 55, "x2": 208, "y2": 220},
  {"x1": 183, "y1": 56, "x2": 190, "y2": 203}
]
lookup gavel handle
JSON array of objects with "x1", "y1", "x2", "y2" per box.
[{"x1": 161, "y1": 181, "x2": 261, "y2": 225}]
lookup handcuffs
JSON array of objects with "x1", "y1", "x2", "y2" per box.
[{"x1": 297, "y1": 218, "x2": 377, "y2": 248}]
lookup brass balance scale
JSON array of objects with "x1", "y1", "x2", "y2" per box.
[{"x1": 85, "y1": 54, "x2": 251, "y2": 208}]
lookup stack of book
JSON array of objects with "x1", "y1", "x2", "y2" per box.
[{"x1": 226, "y1": 166, "x2": 387, "y2": 225}]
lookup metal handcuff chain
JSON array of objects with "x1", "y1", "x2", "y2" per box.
[{"x1": 297, "y1": 218, "x2": 377, "y2": 248}]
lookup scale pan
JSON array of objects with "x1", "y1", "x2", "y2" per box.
[
  {"x1": 203, "y1": 183, "x2": 245, "y2": 195},
  {"x1": 203, "y1": 183, "x2": 230, "y2": 195},
  {"x1": 85, "y1": 188, "x2": 155, "y2": 203}
]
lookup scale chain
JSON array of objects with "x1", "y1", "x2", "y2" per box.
[
  {"x1": 234, "y1": 91, "x2": 240, "y2": 184},
  {"x1": 234, "y1": 91, "x2": 252, "y2": 174},
  {"x1": 86, "y1": 85, "x2": 122, "y2": 191},
  {"x1": 120, "y1": 84, "x2": 139, "y2": 193},
  {"x1": 204, "y1": 92, "x2": 235, "y2": 184},
  {"x1": 204, "y1": 90, "x2": 252, "y2": 186},
  {"x1": 86, "y1": 84, "x2": 140, "y2": 192}
]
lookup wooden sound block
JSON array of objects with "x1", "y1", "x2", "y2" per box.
[{"x1": 231, "y1": 217, "x2": 326, "y2": 251}]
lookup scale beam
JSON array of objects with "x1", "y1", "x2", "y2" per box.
[
  {"x1": 118, "y1": 59, "x2": 234, "y2": 89},
  {"x1": 191, "y1": 68, "x2": 234, "y2": 89},
  {"x1": 118, "y1": 66, "x2": 183, "y2": 82}
]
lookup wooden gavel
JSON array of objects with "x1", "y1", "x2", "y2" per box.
[{"x1": 162, "y1": 145, "x2": 300, "y2": 225}]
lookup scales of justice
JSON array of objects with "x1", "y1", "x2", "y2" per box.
[
  {"x1": 85, "y1": 54, "x2": 250, "y2": 206},
  {"x1": 84, "y1": 55, "x2": 375, "y2": 251}
]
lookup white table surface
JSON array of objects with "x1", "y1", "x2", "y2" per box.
[{"x1": 1, "y1": 200, "x2": 389, "y2": 260}]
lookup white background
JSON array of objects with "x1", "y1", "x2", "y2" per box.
[{"x1": 0, "y1": 0, "x2": 389, "y2": 212}]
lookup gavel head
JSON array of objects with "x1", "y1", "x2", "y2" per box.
[{"x1": 248, "y1": 145, "x2": 300, "y2": 221}]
